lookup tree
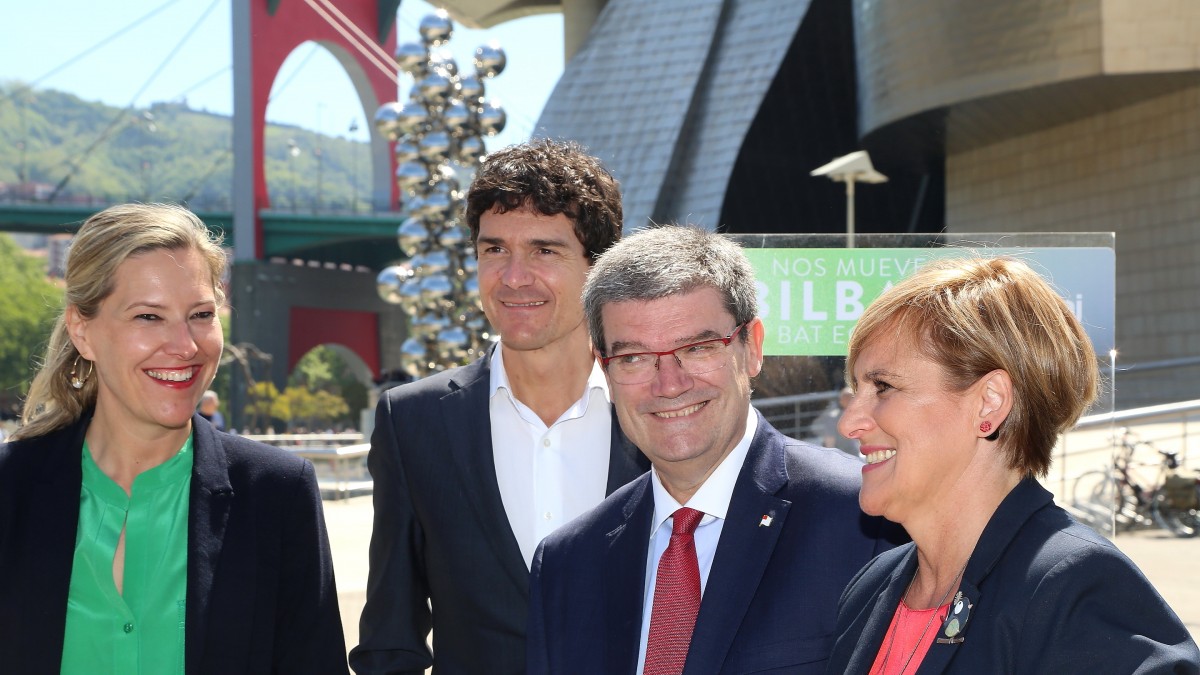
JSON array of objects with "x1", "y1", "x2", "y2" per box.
[
  {"x1": 243, "y1": 381, "x2": 280, "y2": 434},
  {"x1": 0, "y1": 234, "x2": 62, "y2": 416},
  {"x1": 274, "y1": 386, "x2": 349, "y2": 431},
  {"x1": 289, "y1": 345, "x2": 366, "y2": 428}
]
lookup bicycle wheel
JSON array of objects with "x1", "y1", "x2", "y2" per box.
[
  {"x1": 1151, "y1": 494, "x2": 1199, "y2": 538},
  {"x1": 1072, "y1": 470, "x2": 1109, "y2": 508},
  {"x1": 1072, "y1": 470, "x2": 1129, "y2": 531}
]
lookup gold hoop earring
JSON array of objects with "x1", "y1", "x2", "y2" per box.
[{"x1": 69, "y1": 355, "x2": 93, "y2": 390}]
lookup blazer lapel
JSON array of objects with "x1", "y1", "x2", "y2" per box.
[
  {"x1": 842, "y1": 551, "x2": 918, "y2": 675},
  {"x1": 26, "y1": 418, "x2": 89, "y2": 668},
  {"x1": 683, "y1": 424, "x2": 792, "y2": 675},
  {"x1": 917, "y1": 479, "x2": 1051, "y2": 674},
  {"x1": 604, "y1": 478, "x2": 655, "y2": 675},
  {"x1": 441, "y1": 356, "x2": 530, "y2": 592},
  {"x1": 186, "y1": 415, "x2": 234, "y2": 675}
]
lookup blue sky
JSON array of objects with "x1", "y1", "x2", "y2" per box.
[{"x1": 0, "y1": 0, "x2": 565, "y2": 149}]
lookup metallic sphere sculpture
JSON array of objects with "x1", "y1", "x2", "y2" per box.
[
  {"x1": 418, "y1": 10, "x2": 453, "y2": 47},
  {"x1": 374, "y1": 10, "x2": 506, "y2": 378},
  {"x1": 474, "y1": 43, "x2": 506, "y2": 79}
]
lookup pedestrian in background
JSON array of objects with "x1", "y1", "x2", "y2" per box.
[
  {"x1": 197, "y1": 389, "x2": 225, "y2": 431},
  {"x1": 812, "y1": 385, "x2": 860, "y2": 458}
]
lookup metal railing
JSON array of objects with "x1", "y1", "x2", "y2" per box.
[
  {"x1": 1050, "y1": 399, "x2": 1200, "y2": 499},
  {"x1": 242, "y1": 431, "x2": 365, "y2": 447},
  {"x1": 245, "y1": 432, "x2": 369, "y2": 500},
  {"x1": 752, "y1": 390, "x2": 840, "y2": 441}
]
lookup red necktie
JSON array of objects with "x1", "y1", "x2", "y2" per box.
[{"x1": 643, "y1": 507, "x2": 704, "y2": 675}]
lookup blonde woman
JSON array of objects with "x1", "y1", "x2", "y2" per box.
[{"x1": 0, "y1": 204, "x2": 348, "y2": 674}]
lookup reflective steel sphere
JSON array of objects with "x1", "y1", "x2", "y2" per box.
[
  {"x1": 417, "y1": 70, "x2": 453, "y2": 106},
  {"x1": 397, "y1": 279, "x2": 424, "y2": 316},
  {"x1": 412, "y1": 310, "x2": 451, "y2": 338},
  {"x1": 436, "y1": 325, "x2": 469, "y2": 354},
  {"x1": 476, "y1": 100, "x2": 506, "y2": 136},
  {"x1": 395, "y1": 101, "x2": 430, "y2": 136},
  {"x1": 442, "y1": 100, "x2": 471, "y2": 135},
  {"x1": 455, "y1": 135, "x2": 485, "y2": 165},
  {"x1": 429, "y1": 48, "x2": 459, "y2": 78},
  {"x1": 416, "y1": 248, "x2": 451, "y2": 274},
  {"x1": 426, "y1": 191, "x2": 454, "y2": 220},
  {"x1": 419, "y1": 274, "x2": 454, "y2": 303},
  {"x1": 474, "y1": 43, "x2": 506, "y2": 78},
  {"x1": 431, "y1": 163, "x2": 461, "y2": 193},
  {"x1": 394, "y1": 41, "x2": 428, "y2": 76},
  {"x1": 397, "y1": 217, "x2": 431, "y2": 258},
  {"x1": 399, "y1": 337, "x2": 429, "y2": 377},
  {"x1": 395, "y1": 161, "x2": 431, "y2": 193},
  {"x1": 376, "y1": 265, "x2": 410, "y2": 304},
  {"x1": 461, "y1": 255, "x2": 478, "y2": 275},
  {"x1": 418, "y1": 10, "x2": 453, "y2": 46},
  {"x1": 393, "y1": 139, "x2": 421, "y2": 164},
  {"x1": 438, "y1": 222, "x2": 468, "y2": 248},
  {"x1": 458, "y1": 74, "x2": 484, "y2": 104},
  {"x1": 418, "y1": 130, "x2": 451, "y2": 163},
  {"x1": 461, "y1": 273, "x2": 480, "y2": 303},
  {"x1": 373, "y1": 101, "x2": 404, "y2": 141}
]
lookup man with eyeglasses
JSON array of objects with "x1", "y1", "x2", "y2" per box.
[{"x1": 526, "y1": 225, "x2": 902, "y2": 674}]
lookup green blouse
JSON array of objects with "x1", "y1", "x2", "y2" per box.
[{"x1": 60, "y1": 436, "x2": 193, "y2": 674}]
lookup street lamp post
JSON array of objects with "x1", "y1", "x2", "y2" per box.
[
  {"x1": 287, "y1": 138, "x2": 300, "y2": 211},
  {"x1": 810, "y1": 150, "x2": 888, "y2": 248},
  {"x1": 349, "y1": 119, "x2": 360, "y2": 213},
  {"x1": 314, "y1": 146, "x2": 324, "y2": 213}
]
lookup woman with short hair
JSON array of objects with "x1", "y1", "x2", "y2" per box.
[{"x1": 827, "y1": 256, "x2": 1198, "y2": 674}]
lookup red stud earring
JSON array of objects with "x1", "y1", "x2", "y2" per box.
[{"x1": 979, "y1": 421, "x2": 992, "y2": 434}]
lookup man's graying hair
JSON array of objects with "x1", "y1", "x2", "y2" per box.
[{"x1": 583, "y1": 225, "x2": 758, "y2": 354}]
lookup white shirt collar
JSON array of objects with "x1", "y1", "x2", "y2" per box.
[
  {"x1": 648, "y1": 404, "x2": 759, "y2": 533},
  {"x1": 488, "y1": 344, "x2": 610, "y2": 413}
]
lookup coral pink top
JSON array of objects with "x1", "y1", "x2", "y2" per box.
[{"x1": 868, "y1": 600, "x2": 950, "y2": 675}]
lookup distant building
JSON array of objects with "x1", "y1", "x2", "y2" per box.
[{"x1": 445, "y1": 0, "x2": 1200, "y2": 407}]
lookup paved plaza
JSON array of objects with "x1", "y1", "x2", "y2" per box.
[{"x1": 322, "y1": 491, "x2": 1199, "y2": 662}]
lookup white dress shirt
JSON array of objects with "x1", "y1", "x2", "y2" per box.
[
  {"x1": 490, "y1": 347, "x2": 613, "y2": 569},
  {"x1": 635, "y1": 405, "x2": 758, "y2": 673}
]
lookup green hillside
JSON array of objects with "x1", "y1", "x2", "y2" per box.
[{"x1": 0, "y1": 81, "x2": 372, "y2": 211}]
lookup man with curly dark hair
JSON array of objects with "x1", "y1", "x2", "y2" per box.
[{"x1": 351, "y1": 138, "x2": 647, "y2": 674}]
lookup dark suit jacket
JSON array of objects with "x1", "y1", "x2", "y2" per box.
[
  {"x1": 527, "y1": 413, "x2": 901, "y2": 674},
  {"x1": 827, "y1": 478, "x2": 1200, "y2": 674},
  {"x1": 349, "y1": 353, "x2": 649, "y2": 675},
  {"x1": 0, "y1": 413, "x2": 348, "y2": 675}
]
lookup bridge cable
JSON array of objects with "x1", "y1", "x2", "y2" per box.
[
  {"x1": 299, "y1": 0, "x2": 399, "y2": 85},
  {"x1": 0, "y1": 0, "x2": 185, "y2": 107},
  {"x1": 181, "y1": 149, "x2": 231, "y2": 205},
  {"x1": 47, "y1": 0, "x2": 223, "y2": 202},
  {"x1": 173, "y1": 65, "x2": 232, "y2": 103},
  {"x1": 311, "y1": 0, "x2": 396, "y2": 67}
]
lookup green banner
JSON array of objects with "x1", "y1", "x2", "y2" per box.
[{"x1": 744, "y1": 248, "x2": 1114, "y2": 356}]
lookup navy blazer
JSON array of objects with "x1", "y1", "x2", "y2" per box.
[
  {"x1": 349, "y1": 353, "x2": 649, "y2": 675},
  {"x1": 827, "y1": 478, "x2": 1200, "y2": 674},
  {"x1": 527, "y1": 413, "x2": 902, "y2": 674},
  {"x1": 0, "y1": 413, "x2": 349, "y2": 675}
]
